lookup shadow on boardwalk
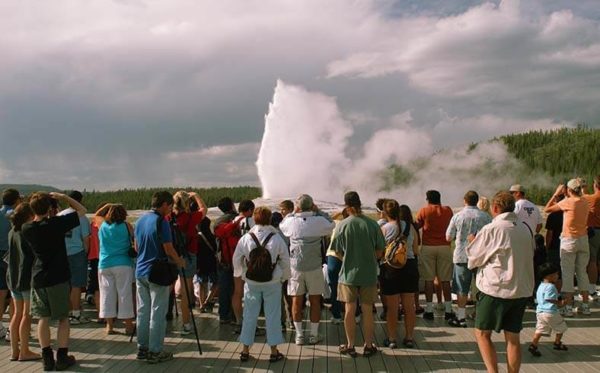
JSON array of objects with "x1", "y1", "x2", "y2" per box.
[{"x1": 2, "y1": 300, "x2": 600, "y2": 372}]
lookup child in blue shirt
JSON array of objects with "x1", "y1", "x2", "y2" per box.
[{"x1": 529, "y1": 263, "x2": 568, "y2": 357}]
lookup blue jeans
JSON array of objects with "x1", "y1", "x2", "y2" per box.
[
  {"x1": 218, "y1": 266, "x2": 233, "y2": 321},
  {"x1": 240, "y1": 282, "x2": 283, "y2": 347},
  {"x1": 136, "y1": 277, "x2": 170, "y2": 353},
  {"x1": 327, "y1": 256, "x2": 342, "y2": 319}
]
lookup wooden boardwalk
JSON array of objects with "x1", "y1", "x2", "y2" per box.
[{"x1": 1, "y1": 298, "x2": 600, "y2": 372}]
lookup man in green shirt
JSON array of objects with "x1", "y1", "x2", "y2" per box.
[{"x1": 331, "y1": 191, "x2": 385, "y2": 358}]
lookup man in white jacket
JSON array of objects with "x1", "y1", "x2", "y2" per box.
[
  {"x1": 232, "y1": 207, "x2": 290, "y2": 363},
  {"x1": 467, "y1": 191, "x2": 534, "y2": 373},
  {"x1": 279, "y1": 194, "x2": 335, "y2": 345}
]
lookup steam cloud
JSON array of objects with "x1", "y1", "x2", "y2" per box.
[{"x1": 257, "y1": 80, "x2": 551, "y2": 209}]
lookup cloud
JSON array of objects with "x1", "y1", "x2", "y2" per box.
[
  {"x1": 327, "y1": 0, "x2": 600, "y2": 123},
  {"x1": 0, "y1": 0, "x2": 598, "y2": 191}
]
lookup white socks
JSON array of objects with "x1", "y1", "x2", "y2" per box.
[
  {"x1": 444, "y1": 301, "x2": 452, "y2": 313},
  {"x1": 457, "y1": 307, "x2": 466, "y2": 320},
  {"x1": 294, "y1": 321, "x2": 303, "y2": 336},
  {"x1": 310, "y1": 322, "x2": 319, "y2": 337}
]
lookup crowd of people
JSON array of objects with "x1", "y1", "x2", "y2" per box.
[{"x1": 0, "y1": 175, "x2": 599, "y2": 372}]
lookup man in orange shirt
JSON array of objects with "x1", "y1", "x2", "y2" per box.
[
  {"x1": 416, "y1": 190, "x2": 454, "y2": 320},
  {"x1": 585, "y1": 176, "x2": 600, "y2": 298}
]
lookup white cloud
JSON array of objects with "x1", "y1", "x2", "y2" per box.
[
  {"x1": 0, "y1": 0, "x2": 598, "y2": 191},
  {"x1": 326, "y1": 0, "x2": 600, "y2": 121}
]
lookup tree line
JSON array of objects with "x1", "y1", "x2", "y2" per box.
[
  {"x1": 499, "y1": 125, "x2": 600, "y2": 204},
  {"x1": 81, "y1": 186, "x2": 262, "y2": 211}
]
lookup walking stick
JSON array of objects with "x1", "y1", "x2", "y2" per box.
[{"x1": 181, "y1": 268, "x2": 203, "y2": 355}]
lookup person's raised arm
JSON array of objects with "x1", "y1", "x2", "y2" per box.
[
  {"x1": 544, "y1": 184, "x2": 566, "y2": 213},
  {"x1": 189, "y1": 192, "x2": 208, "y2": 215},
  {"x1": 50, "y1": 192, "x2": 87, "y2": 216}
]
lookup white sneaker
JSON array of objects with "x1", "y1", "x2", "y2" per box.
[
  {"x1": 561, "y1": 305, "x2": 574, "y2": 317},
  {"x1": 308, "y1": 334, "x2": 322, "y2": 345},
  {"x1": 330, "y1": 317, "x2": 342, "y2": 325},
  {"x1": 295, "y1": 334, "x2": 305, "y2": 345},
  {"x1": 580, "y1": 303, "x2": 592, "y2": 315}
]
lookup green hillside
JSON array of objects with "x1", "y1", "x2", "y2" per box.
[
  {"x1": 81, "y1": 186, "x2": 261, "y2": 211},
  {"x1": 500, "y1": 126, "x2": 600, "y2": 203},
  {"x1": 0, "y1": 184, "x2": 60, "y2": 195}
]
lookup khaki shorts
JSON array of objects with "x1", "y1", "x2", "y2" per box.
[
  {"x1": 31, "y1": 281, "x2": 70, "y2": 320},
  {"x1": 535, "y1": 312, "x2": 567, "y2": 336},
  {"x1": 337, "y1": 283, "x2": 378, "y2": 304},
  {"x1": 419, "y1": 245, "x2": 453, "y2": 281},
  {"x1": 287, "y1": 267, "x2": 326, "y2": 296}
]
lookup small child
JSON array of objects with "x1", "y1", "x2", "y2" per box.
[{"x1": 529, "y1": 263, "x2": 568, "y2": 357}]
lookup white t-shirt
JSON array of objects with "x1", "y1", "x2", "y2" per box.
[{"x1": 514, "y1": 199, "x2": 542, "y2": 232}]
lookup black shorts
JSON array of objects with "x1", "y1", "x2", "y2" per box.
[
  {"x1": 87, "y1": 259, "x2": 99, "y2": 293},
  {"x1": 475, "y1": 293, "x2": 528, "y2": 333},
  {"x1": 379, "y1": 259, "x2": 419, "y2": 296}
]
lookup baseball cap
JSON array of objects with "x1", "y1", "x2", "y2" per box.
[
  {"x1": 509, "y1": 184, "x2": 525, "y2": 193},
  {"x1": 567, "y1": 178, "x2": 581, "y2": 190}
]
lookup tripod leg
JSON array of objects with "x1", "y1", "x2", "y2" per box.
[{"x1": 181, "y1": 269, "x2": 202, "y2": 355}]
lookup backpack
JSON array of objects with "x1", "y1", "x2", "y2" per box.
[
  {"x1": 382, "y1": 221, "x2": 411, "y2": 269},
  {"x1": 245, "y1": 232, "x2": 277, "y2": 282}
]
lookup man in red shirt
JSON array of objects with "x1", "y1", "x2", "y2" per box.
[{"x1": 416, "y1": 190, "x2": 454, "y2": 320}]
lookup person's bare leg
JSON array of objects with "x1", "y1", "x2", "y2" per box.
[
  {"x1": 344, "y1": 301, "x2": 357, "y2": 347},
  {"x1": 309, "y1": 295, "x2": 321, "y2": 323},
  {"x1": 531, "y1": 332, "x2": 542, "y2": 347},
  {"x1": 70, "y1": 288, "x2": 82, "y2": 314},
  {"x1": 180, "y1": 276, "x2": 193, "y2": 325},
  {"x1": 361, "y1": 303, "x2": 375, "y2": 347},
  {"x1": 56, "y1": 318, "x2": 70, "y2": 348},
  {"x1": 474, "y1": 329, "x2": 498, "y2": 373},
  {"x1": 505, "y1": 331, "x2": 522, "y2": 373},
  {"x1": 38, "y1": 318, "x2": 51, "y2": 348},
  {"x1": 434, "y1": 277, "x2": 443, "y2": 305},
  {"x1": 424, "y1": 281, "x2": 434, "y2": 303},
  {"x1": 442, "y1": 281, "x2": 452, "y2": 303},
  {"x1": 19, "y1": 300, "x2": 40, "y2": 359},
  {"x1": 106, "y1": 318, "x2": 114, "y2": 333},
  {"x1": 9, "y1": 299, "x2": 23, "y2": 359},
  {"x1": 400, "y1": 293, "x2": 416, "y2": 340},
  {"x1": 385, "y1": 295, "x2": 399, "y2": 340}
]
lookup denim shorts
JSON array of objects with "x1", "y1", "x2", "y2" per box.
[
  {"x1": 68, "y1": 250, "x2": 88, "y2": 288},
  {"x1": 11, "y1": 290, "x2": 31, "y2": 301},
  {"x1": 182, "y1": 255, "x2": 197, "y2": 278},
  {"x1": 452, "y1": 263, "x2": 475, "y2": 296}
]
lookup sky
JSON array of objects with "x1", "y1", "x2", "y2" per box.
[{"x1": 1, "y1": 0, "x2": 599, "y2": 191}]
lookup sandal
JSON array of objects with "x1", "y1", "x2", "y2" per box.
[
  {"x1": 363, "y1": 344, "x2": 378, "y2": 357},
  {"x1": 553, "y1": 342, "x2": 568, "y2": 351},
  {"x1": 339, "y1": 344, "x2": 357, "y2": 358},
  {"x1": 269, "y1": 351, "x2": 284, "y2": 363},
  {"x1": 528, "y1": 344, "x2": 542, "y2": 357},
  {"x1": 402, "y1": 339, "x2": 415, "y2": 348},
  {"x1": 239, "y1": 351, "x2": 250, "y2": 362}
]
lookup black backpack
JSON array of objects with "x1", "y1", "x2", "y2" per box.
[{"x1": 245, "y1": 232, "x2": 277, "y2": 282}]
